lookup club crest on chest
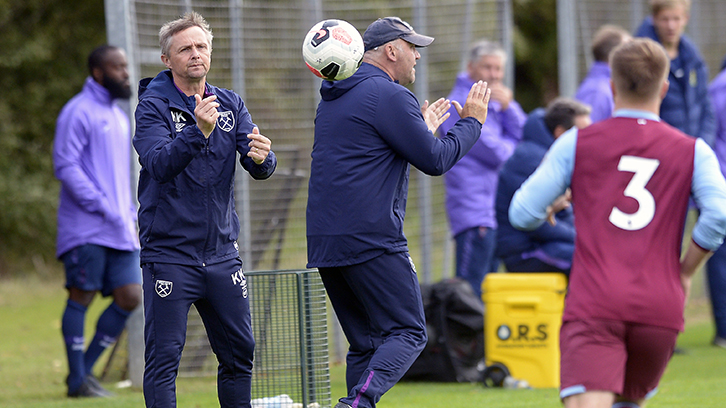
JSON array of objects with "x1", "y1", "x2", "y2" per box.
[{"x1": 217, "y1": 111, "x2": 234, "y2": 132}]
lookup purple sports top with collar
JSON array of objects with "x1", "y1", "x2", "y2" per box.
[{"x1": 53, "y1": 77, "x2": 140, "y2": 258}]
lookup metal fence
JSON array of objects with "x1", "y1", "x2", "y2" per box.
[
  {"x1": 106, "y1": 0, "x2": 512, "y2": 285},
  {"x1": 105, "y1": 0, "x2": 512, "y2": 388},
  {"x1": 177, "y1": 269, "x2": 330, "y2": 407},
  {"x1": 101, "y1": 269, "x2": 331, "y2": 405},
  {"x1": 557, "y1": 0, "x2": 726, "y2": 98}
]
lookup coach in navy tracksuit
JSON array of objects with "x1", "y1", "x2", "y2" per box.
[
  {"x1": 306, "y1": 17, "x2": 491, "y2": 408},
  {"x1": 133, "y1": 12, "x2": 276, "y2": 408}
]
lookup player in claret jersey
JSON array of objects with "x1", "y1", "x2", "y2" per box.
[{"x1": 509, "y1": 38, "x2": 726, "y2": 408}]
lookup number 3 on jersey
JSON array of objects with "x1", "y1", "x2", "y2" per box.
[{"x1": 609, "y1": 155, "x2": 660, "y2": 231}]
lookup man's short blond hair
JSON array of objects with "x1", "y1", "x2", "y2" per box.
[
  {"x1": 610, "y1": 38, "x2": 669, "y2": 103},
  {"x1": 650, "y1": 0, "x2": 691, "y2": 16},
  {"x1": 159, "y1": 11, "x2": 213, "y2": 57}
]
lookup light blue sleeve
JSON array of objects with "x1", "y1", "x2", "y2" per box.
[
  {"x1": 691, "y1": 138, "x2": 726, "y2": 251},
  {"x1": 509, "y1": 127, "x2": 578, "y2": 231}
]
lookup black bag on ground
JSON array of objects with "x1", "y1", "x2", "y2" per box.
[{"x1": 402, "y1": 277, "x2": 485, "y2": 383}]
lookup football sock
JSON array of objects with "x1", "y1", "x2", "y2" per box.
[
  {"x1": 612, "y1": 402, "x2": 640, "y2": 408},
  {"x1": 62, "y1": 299, "x2": 87, "y2": 392},
  {"x1": 84, "y1": 302, "x2": 131, "y2": 375}
]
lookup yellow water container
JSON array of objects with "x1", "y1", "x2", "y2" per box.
[{"x1": 482, "y1": 273, "x2": 567, "y2": 388}]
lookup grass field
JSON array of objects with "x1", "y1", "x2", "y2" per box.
[{"x1": 1, "y1": 275, "x2": 724, "y2": 408}]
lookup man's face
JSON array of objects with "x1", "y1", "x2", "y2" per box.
[
  {"x1": 653, "y1": 5, "x2": 689, "y2": 48},
  {"x1": 162, "y1": 26, "x2": 212, "y2": 81},
  {"x1": 394, "y1": 39, "x2": 420, "y2": 86},
  {"x1": 101, "y1": 48, "x2": 131, "y2": 99},
  {"x1": 467, "y1": 54, "x2": 505, "y2": 85}
]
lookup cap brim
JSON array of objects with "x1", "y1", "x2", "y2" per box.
[{"x1": 402, "y1": 33, "x2": 434, "y2": 47}]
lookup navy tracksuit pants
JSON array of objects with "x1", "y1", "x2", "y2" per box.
[
  {"x1": 142, "y1": 258, "x2": 254, "y2": 408},
  {"x1": 319, "y1": 251, "x2": 427, "y2": 408}
]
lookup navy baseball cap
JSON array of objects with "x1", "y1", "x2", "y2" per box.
[{"x1": 363, "y1": 17, "x2": 434, "y2": 51}]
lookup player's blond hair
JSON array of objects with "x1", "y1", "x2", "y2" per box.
[
  {"x1": 650, "y1": 0, "x2": 691, "y2": 16},
  {"x1": 159, "y1": 11, "x2": 214, "y2": 57},
  {"x1": 610, "y1": 38, "x2": 669, "y2": 103}
]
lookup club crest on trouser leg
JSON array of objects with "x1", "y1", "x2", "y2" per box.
[{"x1": 155, "y1": 280, "x2": 173, "y2": 298}]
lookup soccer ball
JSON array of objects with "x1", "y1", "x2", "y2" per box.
[{"x1": 302, "y1": 19, "x2": 364, "y2": 81}]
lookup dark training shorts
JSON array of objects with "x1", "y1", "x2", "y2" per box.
[{"x1": 62, "y1": 244, "x2": 141, "y2": 296}]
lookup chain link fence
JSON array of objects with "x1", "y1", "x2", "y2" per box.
[
  {"x1": 112, "y1": 0, "x2": 511, "y2": 283},
  {"x1": 101, "y1": 269, "x2": 331, "y2": 406},
  {"x1": 105, "y1": 0, "x2": 512, "y2": 389}
]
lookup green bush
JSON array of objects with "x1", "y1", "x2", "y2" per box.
[{"x1": 0, "y1": 0, "x2": 105, "y2": 275}]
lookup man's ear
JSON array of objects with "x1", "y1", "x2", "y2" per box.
[
  {"x1": 553, "y1": 125, "x2": 566, "y2": 139},
  {"x1": 660, "y1": 79, "x2": 670, "y2": 100},
  {"x1": 91, "y1": 66, "x2": 104, "y2": 84},
  {"x1": 161, "y1": 54, "x2": 172, "y2": 70},
  {"x1": 385, "y1": 42, "x2": 398, "y2": 62},
  {"x1": 466, "y1": 61, "x2": 475, "y2": 77}
]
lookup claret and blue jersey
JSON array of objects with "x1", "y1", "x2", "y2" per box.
[{"x1": 510, "y1": 109, "x2": 726, "y2": 332}]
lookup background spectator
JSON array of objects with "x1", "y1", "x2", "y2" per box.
[
  {"x1": 707, "y1": 56, "x2": 726, "y2": 349},
  {"x1": 575, "y1": 24, "x2": 631, "y2": 123},
  {"x1": 635, "y1": 0, "x2": 715, "y2": 144},
  {"x1": 496, "y1": 98, "x2": 591, "y2": 275},
  {"x1": 53, "y1": 45, "x2": 141, "y2": 398},
  {"x1": 439, "y1": 39, "x2": 526, "y2": 299}
]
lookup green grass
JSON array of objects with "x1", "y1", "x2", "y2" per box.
[
  {"x1": 1, "y1": 276, "x2": 724, "y2": 408},
  {"x1": 378, "y1": 318, "x2": 726, "y2": 408}
]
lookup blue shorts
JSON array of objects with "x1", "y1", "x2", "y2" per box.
[{"x1": 61, "y1": 244, "x2": 141, "y2": 297}]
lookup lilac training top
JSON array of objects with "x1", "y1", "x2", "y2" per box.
[
  {"x1": 53, "y1": 77, "x2": 140, "y2": 258},
  {"x1": 575, "y1": 61, "x2": 613, "y2": 123},
  {"x1": 439, "y1": 72, "x2": 526, "y2": 236}
]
